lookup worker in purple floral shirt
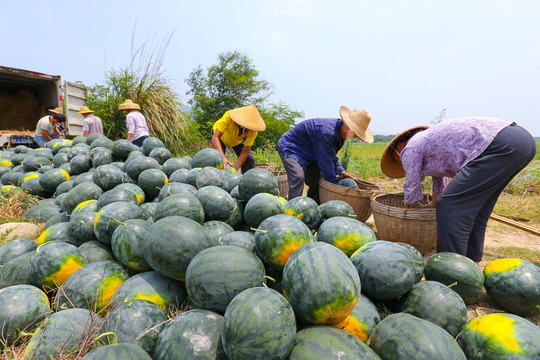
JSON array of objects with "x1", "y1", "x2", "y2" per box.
[{"x1": 381, "y1": 118, "x2": 536, "y2": 262}]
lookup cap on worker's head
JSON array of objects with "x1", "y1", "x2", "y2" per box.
[
  {"x1": 380, "y1": 125, "x2": 429, "y2": 178},
  {"x1": 118, "y1": 99, "x2": 141, "y2": 111},
  {"x1": 77, "y1": 106, "x2": 95, "y2": 114},
  {"x1": 228, "y1": 105, "x2": 266, "y2": 131},
  {"x1": 48, "y1": 107, "x2": 63, "y2": 114},
  {"x1": 339, "y1": 106, "x2": 374, "y2": 143}
]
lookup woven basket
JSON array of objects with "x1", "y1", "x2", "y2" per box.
[
  {"x1": 319, "y1": 178, "x2": 381, "y2": 223},
  {"x1": 371, "y1": 193, "x2": 437, "y2": 255},
  {"x1": 255, "y1": 163, "x2": 275, "y2": 173}
]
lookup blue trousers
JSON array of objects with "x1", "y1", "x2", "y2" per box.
[
  {"x1": 436, "y1": 124, "x2": 536, "y2": 261},
  {"x1": 277, "y1": 147, "x2": 322, "y2": 203}
]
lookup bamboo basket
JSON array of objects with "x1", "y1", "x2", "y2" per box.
[
  {"x1": 371, "y1": 193, "x2": 437, "y2": 255},
  {"x1": 255, "y1": 163, "x2": 275, "y2": 173},
  {"x1": 275, "y1": 170, "x2": 288, "y2": 199},
  {"x1": 319, "y1": 178, "x2": 381, "y2": 223}
]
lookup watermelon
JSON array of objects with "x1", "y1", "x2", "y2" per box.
[
  {"x1": 153, "y1": 309, "x2": 226, "y2": 360},
  {"x1": 93, "y1": 164, "x2": 127, "y2": 191},
  {"x1": 168, "y1": 168, "x2": 189, "y2": 183},
  {"x1": 254, "y1": 214, "x2": 315, "y2": 270},
  {"x1": 350, "y1": 240, "x2": 416, "y2": 301},
  {"x1": 67, "y1": 211, "x2": 98, "y2": 246},
  {"x1": 78, "y1": 241, "x2": 115, "y2": 263},
  {"x1": 161, "y1": 157, "x2": 191, "y2": 177},
  {"x1": 90, "y1": 147, "x2": 115, "y2": 167},
  {"x1": 141, "y1": 137, "x2": 165, "y2": 156},
  {"x1": 185, "y1": 245, "x2": 266, "y2": 313},
  {"x1": 22, "y1": 308, "x2": 102, "y2": 360},
  {"x1": 94, "y1": 201, "x2": 145, "y2": 245},
  {"x1": 196, "y1": 166, "x2": 225, "y2": 189},
  {"x1": 243, "y1": 192, "x2": 283, "y2": 228},
  {"x1": 69, "y1": 154, "x2": 92, "y2": 174},
  {"x1": 148, "y1": 147, "x2": 172, "y2": 165},
  {"x1": 157, "y1": 182, "x2": 196, "y2": 201},
  {"x1": 184, "y1": 167, "x2": 201, "y2": 187},
  {"x1": 0, "y1": 251, "x2": 35, "y2": 289},
  {"x1": 39, "y1": 168, "x2": 70, "y2": 193},
  {"x1": 424, "y1": 252, "x2": 485, "y2": 304},
  {"x1": 104, "y1": 298, "x2": 166, "y2": 356},
  {"x1": 143, "y1": 216, "x2": 214, "y2": 281},
  {"x1": 36, "y1": 222, "x2": 70, "y2": 245},
  {"x1": 153, "y1": 193, "x2": 204, "y2": 223},
  {"x1": 237, "y1": 168, "x2": 278, "y2": 201},
  {"x1": 339, "y1": 178, "x2": 358, "y2": 188},
  {"x1": 224, "y1": 199, "x2": 245, "y2": 230},
  {"x1": 114, "y1": 183, "x2": 146, "y2": 205},
  {"x1": 71, "y1": 135, "x2": 87, "y2": 145},
  {"x1": 111, "y1": 219, "x2": 152, "y2": 271},
  {"x1": 396, "y1": 242, "x2": 425, "y2": 283},
  {"x1": 86, "y1": 133, "x2": 104, "y2": 145},
  {"x1": 138, "y1": 168, "x2": 168, "y2": 199},
  {"x1": 222, "y1": 172, "x2": 242, "y2": 193},
  {"x1": 316, "y1": 216, "x2": 376, "y2": 257},
  {"x1": 399, "y1": 280, "x2": 467, "y2": 337},
  {"x1": 283, "y1": 196, "x2": 321, "y2": 230},
  {"x1": 21, "y1": 155, "x2": 51, "y2": 172},
  {"x1": 483, "y1": 258, "x2": 540, "y2": 316},
  {"x1": 0, "y1": 284, "x2": 50, "y2": 347},
  {"x1": 21, "y1": 177, "x2": 51, "y2": 197},
  {"x1": 96, "y1": 188, "x2": 139, "y2": 210},
  {"x1": 55, "y1": 179, "x2": 74, "y2": 195},
  {"x1": 457, "y1": 313, "x2": 540, "y2": 359},
  {"x1": 52, "y1": 152, "x2": 69, "y2": 167},
  {"x1": 125, "y1": 156, "x2": 160, "y2": 181},
  {"x1": 55, "y1": 260, "x2": 129, "y2": 312},
  {"x1": 140, "y1": 202, "x2": 158, "y2": 221},
  {"x1": 29, "y1": 242, "x2": 87, "y2": 290},
  {"x1": 332, "y1": 293, "x2": 381, "y2": 343},
  {"x1": 318, "y1": 200, "x2": 356, "y2": 224},
  {"x1": 61, "y1": 182, "x2": 103, "y2": 214},
  {"x1": 81, "y1": 342, "x2": 152, "y2": 360},
  {"x1": 370, "y1": 313, "x2": 466, "y2": 359},
  {"x1": 222, "y1": 287, "x2": 296, "y2": 360},
  {"x1": 23, "y1": 203, "x2": 60, "y2": 222},
  {"x1": 196, "y1": 185, "x2": 235, "y2": 221},
  {"x1": 72, "y1": 171, "x2": 95, "y2": 186},
  {"x1": 202, "y1": 220, "x2": 234, "y2": 245},
  {"x1": 111, "y1": 271, "x2": 187, "y2": 313},
  {"x1": 0, "y1": 238, "x2": 37, "y2": 266},
  {"x1": 191, "y1": 148, "x2": 224, "y2": 169},
  {"x1": 90, "y1": 137, "x2": 115, "y2": 150},
  {"x1": 220, "y1": 231, "x2": 256, "y2": 252},
  {"x1": 282, "y1": 242, "x2": 361, "y2": 325},
  {"x1": 289, "y1": 326, "x2": 381, "y2": 360},
  {"x1": 72, "y1": 199, "x2": 98, "y2": 215},
  {"x1": 112, "y1": 139, "x2": 139, "y2": 161}
]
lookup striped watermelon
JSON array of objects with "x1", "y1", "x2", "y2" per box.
[
  {"x1": 333, "y1": 293, "x2": 381, "y2": 343},
  {"x1": 111, "y1": 219, "x2": 152, "y2": 271},
  {"x1": 67, "y1": 211, "x2": 98, "y2": 246},
  {"x1": 153, "y1": 193, "x2": 204, "y2": 224},
  {"x1": 81, "y1": 343, "x2": 152, "y2": 360},
  {"x1": 316, "y1": 216, "x2": 376, "y2": 257},
  {"x1": 243, "y1": 192, "x2": 283, "y2": 228},
  {"x1": 283, "y1": 196, "x2": 321, "y2": 230}
]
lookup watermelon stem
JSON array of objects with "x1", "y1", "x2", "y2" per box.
[
  {"x1": 251, "y1": 228, "x2": 267, "y2": 234},
  {"x1": 447, "y1": 282, "x2": 458, "y2": 289},
  {"x1": 109, "y1": 217, "x2": 127, "y2": 226},
  {"x1": 124, "y1": 297, "x2": 133, "y2": 306},
  {"x1": 94, "y1": 331, "x2": 118, "y2": 345},
  {"x1": 536, "y1": 304, "x2": 540, "y2": 310},
  {"x1": 18, "y1": 331, "x2": 33, "y2": 337},
  {"x1": 264, "y1": 275, "x2": 276, "y2": 283}
]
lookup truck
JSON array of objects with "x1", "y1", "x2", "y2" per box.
[{"x1": 0, "y1": 66, "x2": 88, "y2": 149}]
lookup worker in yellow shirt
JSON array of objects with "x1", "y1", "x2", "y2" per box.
[{"x1": 211, "y1": 105, "x2": 266, "y2": 173}]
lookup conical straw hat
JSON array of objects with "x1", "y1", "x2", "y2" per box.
[
  {"x1": 48, "y1": 107, "x2": 63, "y2": 114},
  {"x1": 380, "y1": 125, "x2": 429, "y2": 178},
  {"x1": 339, "y1": 106, "x2": 374, "y2": 143},
  {"x1": 228, "y1": 105, "x2": 266, "y2": 131},
  {"x1": 77, "y1": 106, "x2": 95, "y2": 114},
  {"x1": 118, "y1": 99, "x2": 141, "y2": 110}
]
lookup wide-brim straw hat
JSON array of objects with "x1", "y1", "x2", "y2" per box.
[
  {"x1": 339, "y1": 106, "x2": 374, "y2": 144},
  {"x1": 48, "y1": 107, "x2": 63, "y2": 114},
  {"x1": 77, "y1": 106, "x2": 95, "y2": 114},
  {"x1": 229, "y1": 105, "x2": 266, "y2": 131},
  {"x1": 118, "y1": 99, "x2": 141, "y2": 110},
  {"x1": 380, "y1": 125, "x2": 429, "y2": 178}
]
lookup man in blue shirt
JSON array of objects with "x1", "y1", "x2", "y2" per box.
[{"x1": 277, "y1": 106, "x2": 373, "y2": 203}]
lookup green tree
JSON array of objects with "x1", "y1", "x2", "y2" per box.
[{"x1": 186, "y1": 51, "x2": 301, "y2": 141}]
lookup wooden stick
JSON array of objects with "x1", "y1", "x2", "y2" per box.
[{"x1": 489, "y1": 213, "x2": 540, "y2": 236}]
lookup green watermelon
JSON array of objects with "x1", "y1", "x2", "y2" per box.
[
  {"x1": 143, "y1": 216, "x2": 214, "y2": 281},
  {"x1": 112, "y1": 139, "x2": 139, "y2": 161},
  {"x1": 94, "y1": 201, "x2": 145, "y2": 245},
  {"x1": 39, "y1": 168, "x2": 70, "y2": 193},
  {"x1": 424, "y1": 252, "x2": 485, "y2": 304},
  {"x1": 332, "y1": 293, "x2": 381, "y2": 343},
  {"x1": 111, "y1": 271, "x2": 187, "y2": 313},
  {"x1": 220, "y1": 231, "x2": 256, "y2": 252},
  {"x1": 90, "y1": 137, "x2": 115, "y2": 150},
  {"x1": 316, "y1": 216, "x2": 376, "y2": 257},
  {"x1": 67, "y1": 211, "x2": 98, "y2": 246},
  {"x1": 0, "y1": 238, "x2": 37, "y2": 266},
  {"x1": 190, "y1": 148, "x2": 224, "y2": 170},
  {"x1": 71, "y1": 199, "x2": 98, "y2": 215},
  {"x1": 114, "y1": 183, "x2": 146, "y2": 205},
  {"x1": 153, "y1": 193, "x2": 204, "y2": 223},
  {"x1": 153, "y1": 309, "x2": 227, "y2": 359},
  {"x1": 196, "y1": 185, "x2": 235, "y2": 221},
  {"x1": 125, "y1": 156, "x2": 160, "y2": 181},
  {"x1": 93, "y1": 164, "x2": 127, "y2": 191},
  {"x1": 72, "y1": 171, "x2": 95, "y2": 186},
  {"x1": 23, "y1": 202, "x2": 61, "y2": 222},
  {"x1": 185, "y1": 245, "x2": 266, "y2": 313},
  {"x1": 142, "y1": 137, "x2": 165, "y2": 156},
  {"x1": 222, "y1": 287, "x2": 296, "y2": 360},
  {"x1": 104, "y1": 298, "x2": 166, "y2": 356},
  {"x1": 78, "y1": 241, "x2": 115, "y2": 263},
  {"x1": 399, "y1": 280, "x2": 467, "y2": 337},
  {"x1": 148, "y1": 147, "x2": 172, "y2": 165},
  {"x1": 0, "y1": 284, "x2": 50, "y2": 347},
  {"x1": 222, "y1": 172, "x2": 242, "y2": 193},
  {"x1": 90, "y1": 147, "x2": 115, "y2": 167},
  {"x1": 111, "y1": 219, "x2": 152, "y2": 271},
  {"x1": 457, "y1": 313, "x2": 540, "y2": 359},
  {"x1": 243, "y1": 192, "x2": 283, "y2": 228},
  {"x1": 289, "y1": 326, "x2": 380, "y2": 360},
  {"x1": 196, "y1": 166, "x2": 225, "y2": 189},
  {"x1": 483, "y1": 258, "x2": 540, "y2": 316},
  {"x1": 282, "y1": 242, "x2": 360, "y2": 325},
  {"x1": 96, "y1": 188, "x2": 139, "y2": 210},
  {"x1": 29, "y1": 242, "x2": 87, "y2": 290},
  {"x1": 157, "y1": 182, "x2": 196, "y2": 201},
  {"x1": 55, "y1": 179, "x2": 74, "y2": 195},
  {"x1": 370, "y1": 313, "x2": 466, "y2": 359},
  {"x1": 0, "y1": 251, "x2": 35, "y2": 289},
  {"x1": 396, "y1": 242, "x2": 425, "y2": 283},
  {"x1": 202, "y1": 221, "x2": 234, "y2": 245},
  {"x1": 223, "y1": 199, "x2": 245, "y2": 230},
  {"x1": 168, "y1": 168, "x2": 189, "y2": 183},
  {"x1": 283, "y1": 196, "x2": 321, "y2": 230},
  {"x1": 254, "y1": 214, "x2": 314, "y2": 270},
  {"x1": 237, "y1": 168, "x2": 278, "y2": 201},
  {"x1": 183, "y1": 167, "x2": 201, "y2": 187},
  {"x1": 69, "y1": 154, "x2": 92, "y2": 174},
  {"x1": 318, "y1": 200, "x2": 356, "y2": 224},
  {"x1": 137, "y1": 168, "x2": 168, "y2": 199},
  {"x1": 350, "y1": 240, "x2": 416, "y2": 300},
  {"x1": 140, "y1": 202, "x2": 158, "y2": 221},
  {"x1": 86, "y1": 133, "x2": 104, "y2": 145},
  {"x1": 339, "y1": 178, "x2": 358, "y2": 188},
  {"x1": 81, "y1": 342, "x2": 152, "y2": 360},
  {"x1": 52, "y1": 152, "x2": 69, "y2": 167},
  {"x1": 61, "y1": 182, "x2": 103, "y2": 214},
  {"x1": 161, "y1": 157, "x2": 191, "y2": 177},
  {"x1": 21, "y1": 155, "x2": 51, "y2": 172},
  {"x1": 36, "y1": 222, "x2": 69, "y2": 245}
]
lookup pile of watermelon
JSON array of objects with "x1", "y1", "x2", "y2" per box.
[{"x1": 0, "y1": 134, "x2": 539, "y2": 359}]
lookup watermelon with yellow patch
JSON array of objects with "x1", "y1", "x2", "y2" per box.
[
  {"x1": 254, "y1": 214, "x2": 314, "y2": 271},
  {"x1": 282, "y1": 242, "x2": 361, "y2": 325},
  {"x1": 55, "y1": 260, "x2": 129, "y2": 312},
  {"x1": 316, "y1": 216, "x2": 376, "y2": 257},
  {"x1": 332, "y1": 293, "x2": 380, "y2": 343},
  {"x1": 483, "y1": 258, "x2": 540, "y2": 316},
  {"x1": 457, "y1": 313, "x2": 540, "y2": 359},
  {"x1": 282, "y1": 196, "x2": 321, "y2": 230},
  {"x1": 36, "y1": 222, "x2": 70, "y2": 245},
  {"x1": 70, "y1": 199, "x2": 98, "y2": 215},
  {"x1": 29, "y1": 242, "x2": 87, "y2": 290}
]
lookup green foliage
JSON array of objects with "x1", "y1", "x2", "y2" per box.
[
  {"x1": 185, "y1": 51, "x2": 303, "y2": 145},
  {"x1": 86, "y1": 33, "x2": 200, "y2": 154},
  {"x1": 340, "y1": 140, "x2": 352, "y2": 171}
]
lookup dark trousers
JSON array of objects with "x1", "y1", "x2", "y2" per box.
[
  {"x1": 132, "y1": 135, "x2": 148, "y2": 147},
  {"x1": 220, "y1": 140, "x2": 255, "y2": 174},
  {"x1": 436, "y1": 124, "x2": 536, "y2": 261},
  {"x1": 277, "y1": 147, "x2": 322, "y2": 203}
]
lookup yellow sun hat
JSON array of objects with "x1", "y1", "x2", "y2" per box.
[{"x1": 228, "y1": 105, "x2": 266, "y2": 132}]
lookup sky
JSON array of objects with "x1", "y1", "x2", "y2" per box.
[{"x1": 2, "y1": 0, "x2": 540, "y2": 136}]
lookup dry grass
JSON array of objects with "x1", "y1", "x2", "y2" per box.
[{"x1": 0, "y1": 188, "x2": 39, "y2": 225}]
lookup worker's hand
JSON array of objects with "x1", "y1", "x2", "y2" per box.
[
  {"x1": 224, "y1": 157, "x2": 233, "y2": 168},
  {"x1": 340, "y1": 171, "x2": 353, "y2": 179}
]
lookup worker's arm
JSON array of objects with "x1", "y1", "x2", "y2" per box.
[
  {"x1": 41, "y1": 129, "x2": 53, "y2": 141},
  {"x1": 127, "y1": 133, "x2": 133, "y2": 141},
  {"x1": 235, "y1": 145, "x2": 251, "y2": 171},
  {"x1": 211, "y1": 129, "x2": 233, "y2": 167}
]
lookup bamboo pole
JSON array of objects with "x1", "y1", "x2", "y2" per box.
[{"x1": 489, "y1": 213, "x2": 540, "y2": 236}]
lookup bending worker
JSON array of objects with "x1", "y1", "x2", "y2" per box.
[
  {"x1": 34, "y1": 112, "x2": 66, "y2": 147},
  {"x1": 211, "y1": 105, "x2": 265, "y2": 173},
  {"x1": 380, "y1": 117, "x2": 536, "y2": 263},
  {"x1": 277, "y1": 106, "x2": 373, "y2": 203}
]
